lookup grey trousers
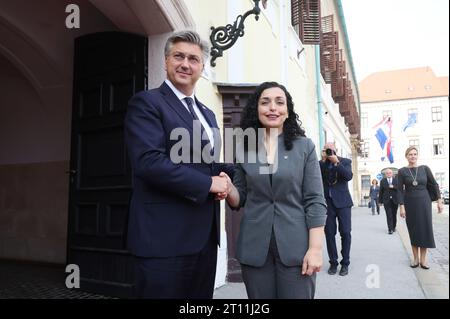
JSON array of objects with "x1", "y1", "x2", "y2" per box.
[{"x1": 240, "y1": 231, "x2": 316, "y2": 299}]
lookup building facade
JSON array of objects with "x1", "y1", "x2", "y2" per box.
[
  {"x1": 357, "y1": 67, "x2": 449, "y2": 205},
  {"x1": 0, "y1": 0, "x2": 360, "y2": 297}
]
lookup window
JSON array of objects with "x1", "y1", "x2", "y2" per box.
[
  {"x1": 435, "y1": 172, "x2": 445, "y2": 188},
  {"x1": 361, "y1": 175, "x2": 371, "y2": 189},
  {"x1": 432, "y1": 106, "x2": 442, "y2": 123},
  {"x1": 382, "y1": 110, "x2": 392, "y2": 119},
  {"x1": 361, "y1": 141, "x2": 369, "y2": 158},
  {"x1": 433, "y1": 138, "x2": 444, "y2": 156},
  {"x1": 408, "y1": 108, "x2": 418, "y2": 123},
  {"x1": 409, "y1": 139, "x2": 419, "y2": 151},
  {"x1": 361, "y1": 112, "x2": 368, "y2": 128}
]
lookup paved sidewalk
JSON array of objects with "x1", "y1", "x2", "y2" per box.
[{"x1": 214, "y1": 206, "x2": 449, "y2": 299}]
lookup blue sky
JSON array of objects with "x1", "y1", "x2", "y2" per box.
[{"x1": 341, "y1": 0, "x2": 449, "y2": 82}]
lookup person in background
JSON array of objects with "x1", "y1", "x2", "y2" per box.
[
  {"x1": 398, "y1": 146, "x2": 444, "y2": 269},
  {"x1": 319, "y1": 142, "x2": 353, "y2": 276},
  {"x1": 378, "y1": 169, "x2": 399, "y2": 234},
  {"x1": 369, "y1": 179, "x2": 380, "y2": 215}
]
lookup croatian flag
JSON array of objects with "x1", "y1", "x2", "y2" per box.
[{"x1": 373, "y1": 116, "x2": 394, "y2": 164}]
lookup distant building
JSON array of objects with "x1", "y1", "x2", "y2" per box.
[{"x1": 357, "y1": 67, "x2": 449, "y2": 205}]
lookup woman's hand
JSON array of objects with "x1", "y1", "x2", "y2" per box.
[
  {"x1": 301, "y1": 248, "x2": 322, "y2": 276},
  {"x1": 214, "y1": 172, "x2": 232, "y2": 201},
  {"x1": 400, "y1": 205, "x2": 406, "y2": 218},
  {"x1": 437, "y1": 201, "x2": 444, "y2": 214}
]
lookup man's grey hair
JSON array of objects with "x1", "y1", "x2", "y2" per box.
[{"x1": 164, "y1": 30, "x2": 210, "y2": 63}]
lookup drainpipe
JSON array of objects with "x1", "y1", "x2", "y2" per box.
[
  {"x1": 315, "y1": 45, "x2": 325, "y2": 150},
  {"x1": 336, "y1": 0, "x2": 360, "y2": 114}
]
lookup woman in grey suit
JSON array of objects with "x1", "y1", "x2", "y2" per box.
[{"x1": 225, "y1": 82, "x2": 327, "y2": 299}]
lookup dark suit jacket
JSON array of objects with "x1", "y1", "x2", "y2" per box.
[
  {"x1": 124, "y1": 82, "x2": 233, "y2": 258},
  {"x1": 369, "y1": 185, "x2": 380, "y2": 199},
  {"x1": 378, "y1": 177, "x2": 399, "y2": 205},
  {"x1": 319, "y1": 156, "x2": 353, "y2": 208}
]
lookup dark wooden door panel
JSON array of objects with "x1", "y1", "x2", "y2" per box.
[{"x1": 68, "y1": 32, "x2": 147, "y2": 298}]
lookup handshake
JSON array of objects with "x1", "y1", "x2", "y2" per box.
[{"x1": 210, "y1": 172, "x2": 234, "y2": 201}]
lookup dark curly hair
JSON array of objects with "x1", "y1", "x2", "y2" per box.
[{"x1": 240, "y1": 81, "x2": 306, "y2": 151}]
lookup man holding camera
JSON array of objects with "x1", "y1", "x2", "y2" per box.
[{"x1": 319, "y1": 142, "x2": 353, "y2": 276}]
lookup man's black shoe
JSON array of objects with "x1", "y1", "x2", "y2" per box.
[
  {"x1": 339, "y1": 265, "x2": 349, "y2": 276},
  {"x1": 388, "y1": 230, "x2": 393, "y2": 234},
  {"x1": 328, "y1": 265, "x2": 338, "y2": 275}
]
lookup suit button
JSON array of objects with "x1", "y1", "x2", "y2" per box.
[{"x1": 271, "y1": 199, "x2": 274, "y2": 204}]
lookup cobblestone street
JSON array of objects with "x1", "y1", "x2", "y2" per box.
[{"x1": 428, "y1": 204, "x2": 449, "y2": 292}]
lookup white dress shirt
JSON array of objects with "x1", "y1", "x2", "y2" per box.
[{"x1": 165, "y1": 79, "x2": 214, "y2": 148}]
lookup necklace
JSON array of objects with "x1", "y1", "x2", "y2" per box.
[{"x1": 408, "y1": 167, "x2": 419, "y2": 186}]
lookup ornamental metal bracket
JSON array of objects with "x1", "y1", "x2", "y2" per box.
[{"x1": 209, "y1": 0, "x2": 264, "y2": 67}]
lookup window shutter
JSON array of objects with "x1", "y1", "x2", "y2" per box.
[
  {"x1": 300, "y1": 0, "x2": 321, "y2": 44},
  {"x1": 291, "y1": 0, "x2": 321, "y2": 44},
  {"x1": 332, "y1": 50, "x2": 346, "y2": 99},
  {"x1": 320, "y1": 15, "x2": 337, "y2": 83},
  {"x1": 321, "y1": 14, "x2": 333, "y2": 33},
  {"x1": 291, "y1": 0, "x2": 300, "y2": 27}
]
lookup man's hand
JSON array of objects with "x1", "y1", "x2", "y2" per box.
[
  {"x1": 327, "y1": 155, "x2": 339, "y2": 164},
  {"x1": 210, "y1": 172, "x2": 232, "y2": 199}
]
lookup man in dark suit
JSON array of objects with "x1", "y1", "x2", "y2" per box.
[
  {"x1": 124, "y1": 30, "x2": 233, "y2": 298},
  {"x1": 378, "y1": 168, "x2": 399, "y2": 234},
  {"x1": 319, "y1": 142, "x2": 353, "y2": 276}
]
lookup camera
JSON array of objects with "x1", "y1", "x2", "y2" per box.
[{"x1": 325, "y1": 149, "x2": 335, "y2": 156}]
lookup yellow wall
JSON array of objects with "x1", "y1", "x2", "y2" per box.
[
  {"x1": 184, "y1": 0, "x2": 228, "y2": 122},
  {"x1": 187, "y1": 0, "x2": 322, "y2": 150}
]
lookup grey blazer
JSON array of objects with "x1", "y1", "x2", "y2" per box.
[{"x1": 233, "y1": 135, "x2": 327, "y2": 267}]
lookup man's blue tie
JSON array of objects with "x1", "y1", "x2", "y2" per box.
[
  {"x1": 184, "y1": 97, "x2": 199, "y2": 120},
  {"x1": 184, "y1": 97, "x2": 213, "y2": 155}
]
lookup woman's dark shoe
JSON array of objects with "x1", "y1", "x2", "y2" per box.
[
  {"x1": 420, "y1": 263, "x2": 430, "y2": 270},
  {"x1": 410, "y1": 262, "x2": 419, "y2": 268}
]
